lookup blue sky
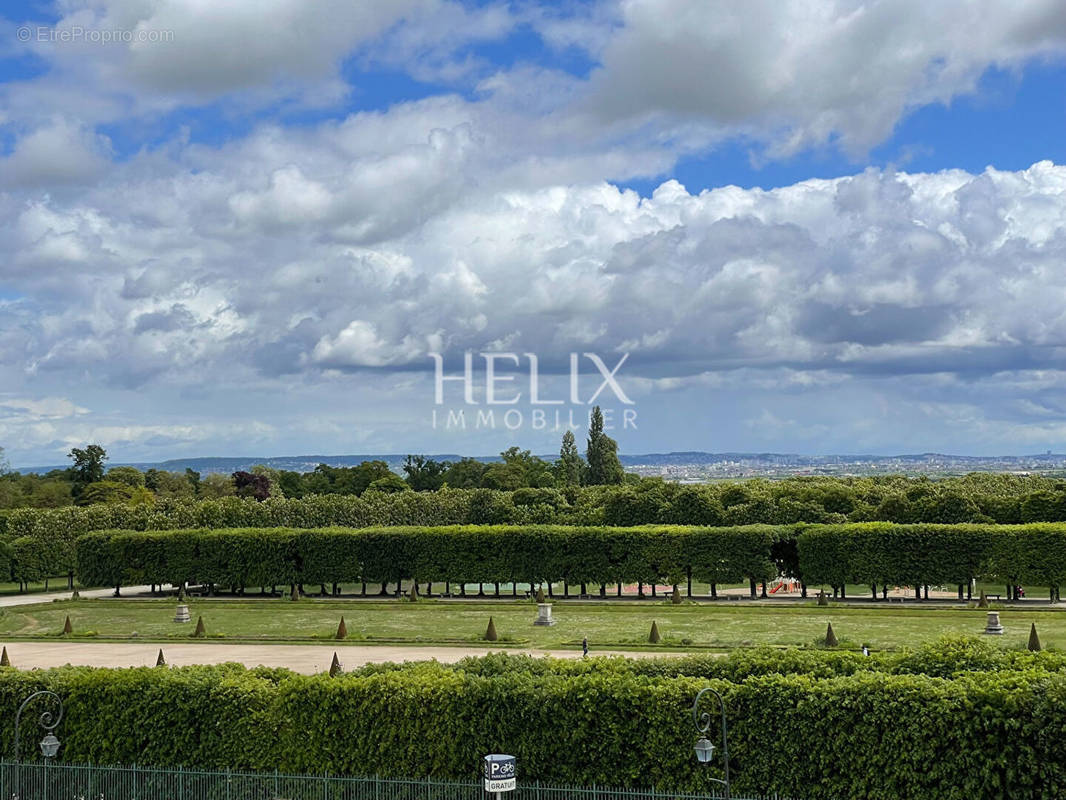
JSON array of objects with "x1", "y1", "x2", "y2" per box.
[{"x1": 2, "y1": 0, "x2": 1066, "y2": 466}]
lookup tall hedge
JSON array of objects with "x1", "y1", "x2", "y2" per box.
[
  {"x1": 77, "y1": 522, "x2": 1066, "y2": 595},
  {"x1": 0, "y1": 655, "x2": 1061, "y2": 798},
  {"x1": 798, "y1": 523, "x2": 1066, "y2": 592},
  {"x1": 76, "y1": 525, "x2": 781, "y2": 591}
]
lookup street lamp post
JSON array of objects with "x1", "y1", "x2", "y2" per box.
[
  {"x1": 12, "y1": 690, "x2": 63, "y2": 800},
  {"x1": 692, "y1": 686, "x2": 730, "y2": 799}
]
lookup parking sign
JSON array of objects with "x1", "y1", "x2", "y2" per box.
[{"x1": 483, "y1": 754, "x2": 516, "y2": 793}]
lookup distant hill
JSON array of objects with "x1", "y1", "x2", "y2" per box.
[{"x1": 17, "y1": 450, "x2": 1066, "y2": 477}]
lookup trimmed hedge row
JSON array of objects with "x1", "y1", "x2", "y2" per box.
[
  {"x1": 75, "y1": 523, "x2": 1066, "y2": 595},
  {"x1": 76, "y1": 525, "x2": 782, "y2": 590},
  {"x1": 0, "y1": 657, "x2": 1061, "y2": 798},
  {"x1": 414, "y1": 636, "x2": 1066, "y2": 681},
  {"x1": 798, "y1": 522, "x2": 1066, "y2": 592}
]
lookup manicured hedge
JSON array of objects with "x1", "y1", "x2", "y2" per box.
[
  {"x1": 0, "y1": 651, "x2": 1061, "y2": 798},
  {"x1": 378, "y1": 636, "x2": 1066, "y2": 680},
  {"x1": 798, "y1": 523, "x2": 1066, "y2": 594},
  {"x1": 76, "y1": 522, "x2": 1066, "y2": 597},
  {"x1": 76, "y1": 525, "x2": 782, "y2": 591}
]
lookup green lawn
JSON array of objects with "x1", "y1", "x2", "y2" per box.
[{"x1": 0, "y1": 597, "x2": 1060, "y2": 651}]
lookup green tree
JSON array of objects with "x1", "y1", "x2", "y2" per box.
[
  {"x1": 68, "y1": 444, "x2": 108, "y2": 488},
  {"x1": 403, "y1": 455, "x2": 448, "y2": 491},
  {"x1": 200, "y1": 473, "x2": 235, "y2": 499},
  {"x1": 366, "y1": 474, "x2": 410, "y2": 493},
  {"x1": 307, "y1": 461, "x2": 395, "y2": 496},
  {"x1": 106, "y1": 466, "x2": 145, "y2": 488},
  {"x1": 585, "y1": 407, "x2": 623, "y2": 485},
  {"x1": 150, "y1": 471, "x2": 196, "y2": 500},
  {"x1": 441, "y1": 458, "x2": 488, "y2": 488},
  {"x1": 554, "y1": 430, "x2": 585, "y2": 487},
  {"x1": 76, "y1": 480, "x2": 134, "y2": 506},
  {"x1": 481, "y1": 447, "x2": 554, "y2": 489}
]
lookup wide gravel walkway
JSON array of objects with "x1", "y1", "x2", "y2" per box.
[{"x1": 0, "y1": 642, "x2": 681, "y2": 674}]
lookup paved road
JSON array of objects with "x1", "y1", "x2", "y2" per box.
[{"x1": 0, "y1": 642, "x2": 681, "y2": 674}]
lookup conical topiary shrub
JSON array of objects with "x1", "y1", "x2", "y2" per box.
[
  {"x1": 1028, "y1": 622, "x2": 1042, "y2": 652},
  {"x1": 824, "y1": 622, "x2": 838, "y2": 647},
  {"x1": 671, "y1": 586, "x2": 682, "y2": 605},
  {"x1": 71, "y1": 588, "x2": 80, "y2": 600},
  {"x1": 817, "y1": 591, "x2": 829, "y2": 606},
  {"x1": 648, "y1": 620, "x2": 661, "y2": 644},
  {"x1": 336, "y1": 617, "x2": 348, "y2": 640},
  {"x1": 62, "y1": 616, "x2": 73, "y2": 635},
  {"x1": 290, "y1": 585, "x2": 299, "y2": 602},
  {"x1": 977, "y1": 591, "x2": 989, "y2": 609},
  {"x1": 156, "y1": 648, "x2": 166, "y2": 667},
  {"x1": 484, "y1": 617, "x2": 498, "y2": 642},
  {"x1": 177, "y1": 586, "x2": 185, "y2": 601},
  {"x1": 0, "y1": 646, "x2": 10, "y2": 667},
  {"x1": 329, "y1": 652, "x2": 342, "y2": 677},
  {"x1": 536, "y1": 585, "x2": 546, "y2": 604},
  {"x1": 409, "y1": 583, "x2": 418, "y2": 602},
  {"x1": 192, "y1": 616, "x2": 205, "y2": 638}
]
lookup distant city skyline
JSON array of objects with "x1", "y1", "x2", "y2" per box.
[
  {"x1": 14, "y1": 448, "x2": 1066, "y2": 479},
  {"x1": 3, "y1": 2, "x2": 1066, "y2": 465}
]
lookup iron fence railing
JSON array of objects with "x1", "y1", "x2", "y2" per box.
[{"x1": 0, "y1": 760, "x2": 771, "y2": 800}]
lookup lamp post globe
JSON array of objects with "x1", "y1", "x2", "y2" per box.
[
  {"x1": 39, "y1": 733, "x2": 60, "y2": 759},
  {"x1": 694, "y1": 737, "x2": 715, "y2": 764},
  {"x1": 691, "y1": 686, "x2": 730, "y2": 798}
]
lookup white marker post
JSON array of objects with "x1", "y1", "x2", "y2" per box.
[{"x1": 483, "y1": 754, "x2": 516, "y2": 798}]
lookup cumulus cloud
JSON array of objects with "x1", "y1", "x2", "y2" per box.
[
  {"x1": 0, "y1": 118, "x2": 112, "y2": 187},
  {"x1": 3, "y1": 126, "x2": 1066, "y2": 392},
  {"x1": 583, "y1": 0, "x2": 1066, "y2": 155}
]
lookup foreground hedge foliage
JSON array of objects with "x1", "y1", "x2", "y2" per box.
[
  {"x1": 366, "y1": 636, "x2": 1066, "y2": 680},
  {"x1": 0, "y1": 644, "x2": 1062, "y2": 799},
  {"x1": 76, "y1": 525, "x2": 781, "y2": 590}
]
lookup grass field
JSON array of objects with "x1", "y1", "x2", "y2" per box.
[{"x1": 0, "y1": 597, "x2": 1060, "y2": 651}]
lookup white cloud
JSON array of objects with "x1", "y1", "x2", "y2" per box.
[
  {"x1": 583, "y1": 0, "x2": 1066, "y2": 155},
  {"x1": 0, "y1": 118, "x2": 111, "y2": 186},
  {"x1": 311, "y1": 320, "x2": 425, "y2": 368},
  {"x1": 0, "y1": 397, "x2": 89, "y2": 420}
]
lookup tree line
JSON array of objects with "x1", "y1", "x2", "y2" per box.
[
  {"x1": 8, "y1": 456, "x2": 1066, "y2": 531},
  {"x1": 0, "y1": 409, "x2": 626, "y2": 509}
]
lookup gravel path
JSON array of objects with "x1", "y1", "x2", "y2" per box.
[
  {"x1": 0, "y1": 585, "x2": 154, "y2": 608},
  {"x1": 0, "y1": 642, "x2": 683, "y2": 674}
]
